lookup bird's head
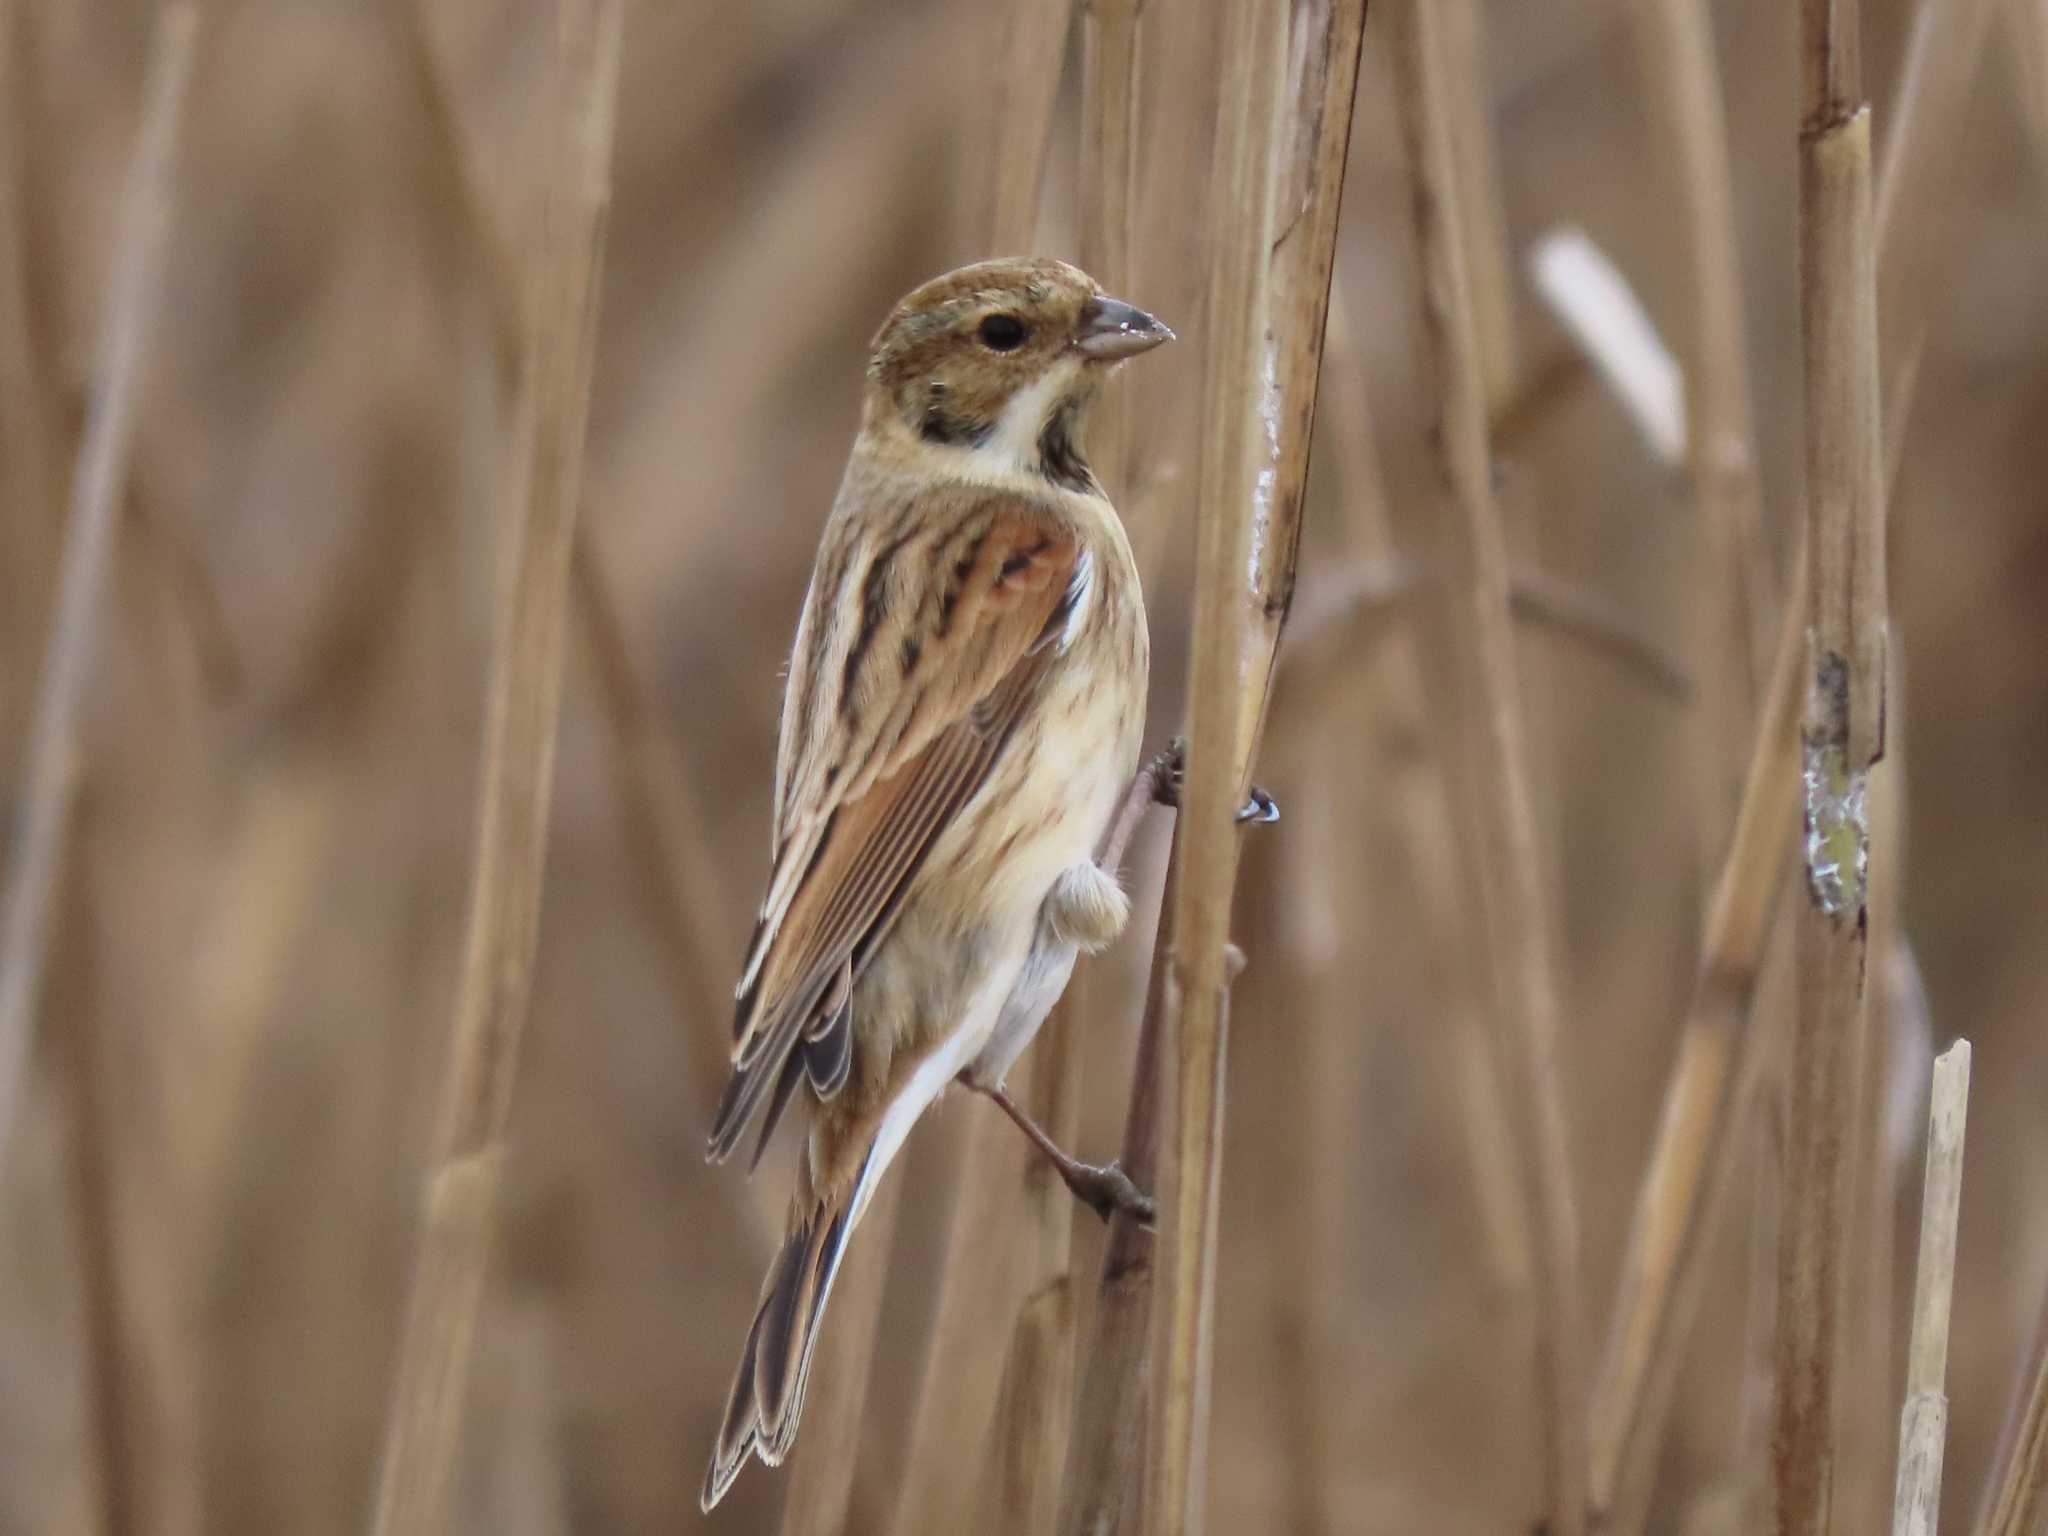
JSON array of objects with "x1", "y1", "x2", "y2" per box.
[{"x1": 864, "y1": 257, "x2": 1173, "y2": 488}]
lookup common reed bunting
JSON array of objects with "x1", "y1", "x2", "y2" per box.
[{"x1": 700, "y1": 257, "x2": 1179, "y2": 1509}]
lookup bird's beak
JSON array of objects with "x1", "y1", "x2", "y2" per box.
[{"x1": 1075, "y1": 295, "x2": 1175, "y2": 360}]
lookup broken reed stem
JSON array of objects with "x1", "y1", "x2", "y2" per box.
[
  {"x1": 1627, "y1": 0, "x2": 1769, "y2": 846},
  {"x1": 885, "y1": 12, "x2": 1076, "y2": 1533},
  {"x1": 367, "y1": 7, "x2": 622, "y2": 1533},
  {"x1": 969, "y1": 7, "x2": 1150, "y2": 1526},
  {"x1": 1390, "y1": 2, "x2": 1589, "y2": 1531},
  {"x1": 1890, "y1": 1040, "x2": 1971, "y2": 1536},
  {"x1": 1773, "y1": 0, "x2": 1886, "y2": 1522},
  {"x1": 1144, "y1": 2, "x2": 1363, "y2": 1530},
  {"x1": 1142, "y1": 10, "x2": 1284, "y2": 1531},
  {"x1": 0, "y1": 2, "x2": 196, "y2": 1167},
  {"x1": 1978, "y1": 1285, "x2": 2048, "y2": 1536}
]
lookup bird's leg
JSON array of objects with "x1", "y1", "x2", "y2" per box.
[
  {"x1": 963, "y1": 1076, "x2": 1156, "y2": 1225},
  {"x1": 1096, "y1": 738, "x2": 1188, "y2": 870}
]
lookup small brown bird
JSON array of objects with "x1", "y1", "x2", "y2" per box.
[{"x1": 700, "y1": 256, "x2": 1175, "y2": 1509}]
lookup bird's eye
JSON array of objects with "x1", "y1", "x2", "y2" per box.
[{"x1": 977, "y1": 313, "x2": 1028, "y2": 351}]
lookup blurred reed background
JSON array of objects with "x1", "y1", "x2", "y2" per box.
[{"x1": 2, "y1": 0, "x2": 2046, "y2": 1533}]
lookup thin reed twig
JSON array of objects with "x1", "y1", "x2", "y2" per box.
[
  {"x1": 1773, "y1": 3, "x2": 1886, "y2": 1529},
  {"x1": 367, "y1": 7, "x2": 623, "y2": 1531},
  {"x1": 1057, "y1": 842, "x2": 1179, "y2": 1536},
  {"x1": 1891, "y1": 1039, "x2": 1971, "y2": 1536},
  {"x1": 1144, "y1": 1, "x2": 1364, "y2": 1529},
  {"x1": 0, "y1": 1, "x2": 197, "y2": 1167},
  {"x1": 1587, "y1": 571, "x2": 1804, "y2": 1531},
  {"x1": 1390, "y1": 2, "x2": 1588, "y2": 1530}
]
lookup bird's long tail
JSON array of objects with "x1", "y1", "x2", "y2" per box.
[{"x1": 701, "y1": 1145, "x2": 874, "y2": 1511}]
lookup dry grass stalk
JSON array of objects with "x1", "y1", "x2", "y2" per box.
[
  {"x1": 366, "y1": 6, "x2": 623, "y2": 1531},
  {"x1": 0, "y1": 1, "x2": 197, "y2": 1166},
  {"x1": 1890, "y1": 1039, "x2": 1971, "y2": 1536},
  {"x1": 885, "y1": 12, "x2": 1078, "y2": 1531},
  {"x1": 1773, "y1": 0, "x2": 1886, "y2": 1526},
  {"x1": 1390, "y1": 1, "x2": 1589, "y2": 1530},
  {"x1": 1142, "y1": 4, "x2": 1285, "y2": 1524},
  {"x1": 969, "y1": 6, "x2": 1149, "y2": 1525},
  {"x1": 1626, "y1": 0, "x2": 1770, "y2": 837},
  {"x1": 1145, "y1": 1, "x2": 1364, "y2": 1530},
  {"x1": 1977, "y1": 1287, "x2": 2048, "y2": 1536}
]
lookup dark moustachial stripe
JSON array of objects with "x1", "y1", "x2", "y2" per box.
[
  {"x1": 919, "y1": 405, "x2": 993, "y2": 448},
  {"x1": 1037, "y1": 398, "x2": 1095, "y2": 494}
]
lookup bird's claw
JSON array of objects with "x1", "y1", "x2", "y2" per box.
[
  {"x1": 1146, "y1": 738, "x2": 1279, "y2": 827},
  {"x1": 1063, "y1": 1158, "x2": 1157, "y2": 1226}
]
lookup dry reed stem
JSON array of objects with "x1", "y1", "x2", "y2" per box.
[
  {"x1": 1145, "y1": 2, "x2": 1363, "y2": 1530},
  {"x1": 1439, "y1": 0, "x2": 1515, "y2": 415},
  {"x1": 1627, "y1": 0, "x2": 1770, "y2": 837},
  {"x1": 1977, "y1": 1286, "x2": 2048, "y2": 1536},
  {"x1": 1773, "y1": 0, "x2": 1886, "y2": 1518},
  {"x1": 0, "y1": 1, "x2": 196, "y2": 1168},
  {"x1": 1390, "y1": 2, "x2": 1589, "y2": 1530},
  {"x1": 1058, "y1": 843, "x2": 1179, "y2": 1536},
  {"x1": 367, "y1": 6, "x2": 622, "y2": 1531},
  {"x1": 968, "y1": 6, "x2": 1149, "y2": 1524},
  {"x1": 1587, "y1": 566, "x2": 1804, "y2": 1531},
  {"x1": 1890, "y1": 1040, "x2": 1971, "y2": 1536},
  {"x1": 1142, "y1": 4, "x2": 1284, "y2": 1523},
  {"x1": 774, "y1": 1174, "x2": 903, "y2": 1536},
  {"x1": 888, "y1": 11, "x2": 1078, "y2": 1528}
]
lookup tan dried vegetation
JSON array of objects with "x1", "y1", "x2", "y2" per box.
[{"x1": 2, "y1": 2, "x2": 2046, "y2": 1534}]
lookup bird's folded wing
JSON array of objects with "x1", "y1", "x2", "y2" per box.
[{"x1": 707, "y1": 496, "x2": 1084, "y2": 1162}]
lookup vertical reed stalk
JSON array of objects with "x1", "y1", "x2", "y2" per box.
[
  {"x1": 1141, "y1": 8, "x2": 1285, "y2": 1528},
  {"x1": 0, "y1": 1, "x2": 196, "y2": 1167},
  {"x1": 1772, "y1": 4, "x2": 1886, "y2": 1530},
  {"x1": 1890, "y1": 1040, "x2": 1970, "y2": 1536},
  {"x1": 367, "y1": 7, "x2": 622, "y2": 1531},
  {"x1": 1390, "y1": 2, "x2": 1588, "y2": 1530},
  {"x1": 1142, "y1": 0, "x2": 1364, "y2": 1528}
]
